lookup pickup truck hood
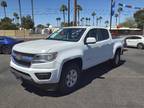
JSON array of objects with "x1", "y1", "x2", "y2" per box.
[{"x1": 13, "y1": 39, "x2": 75, "y2": 54}]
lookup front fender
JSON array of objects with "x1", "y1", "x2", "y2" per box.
[{"x1": 55, "y1": 49, "x2": 83, "y2": 81}]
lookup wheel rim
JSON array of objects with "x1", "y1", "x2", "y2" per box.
[
  {"x1": 66, "y1": 69, "x2": 78, "y2": 88},
  {"x1": 115, "y1": 53, "x2": 120, "y2": 65},
  {"x1": 138, "y1": 44, "x2": 143, "y2": 49}
]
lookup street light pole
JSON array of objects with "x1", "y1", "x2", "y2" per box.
[
  {"x1": 18, "y1": 0, "x2": 22, "y2": 27},
  {"x1": 31, "y1": 0, "x2": 35, "y2": 27}
]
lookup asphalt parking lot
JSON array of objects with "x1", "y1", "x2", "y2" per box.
[{"x1": 0, "y1": 48, "x2": 144, "y2": 108}]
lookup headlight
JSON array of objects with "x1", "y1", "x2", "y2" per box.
[{"x1": 32, "y1": 52, "x2": 57, "y2": 63}]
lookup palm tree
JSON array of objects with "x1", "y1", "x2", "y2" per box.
[
  {"x1": 115, "y1": 13, "x2": 119, "y2": 26},
  {"x1": 1, "y1": 1, "x2": 7, "y2": 17},
  {"x1": 46, "y1": 23, "x2": 50, "y2": 28},
  {"x1": 99, "y1": 16, "x2": 103, "y2": 26},
  {"x1": 80, "y1": 17, "x2": 84, "y2": 26},
  {"x1": 13, "y1": 12, "x2": 19, "y2": 24},
  {"x1": 91, "y1": 11, "x2": 96, "y2": 26},
  {"x1": 96, "y1": 17, "x2": 99, "y2": 26},
  {"x1": 117, "y1": 7, "x2": 123, "y2": 24},
  {"x1": 105, "y1": 20, "x2": 109, "y2": 27},
  {"x1": 88, "y1": 18, "x2": 91, "y2": 26},
  {"x1": 77, "y1": 4, "x2": 82, "y2": 26},
  {"x1": 56, "y1": 17, "x2": 61, "y2": 27},
  {"x1": 85, "y1": 17, "x2": 89, "y2": 26},
  {"x1": 60, "y1": 4, "x2": 68, "y2": 24}
]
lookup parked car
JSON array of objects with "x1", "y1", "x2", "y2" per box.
[
  {"x1": 125, "y1": 35, "x2": 144, "y2": 49},
  {"x1": 0, "y1": 36, "x2": 24, "y2": 54},
  {"x1": 10, "y1": 27, "x2": 123, "y2": 93}
]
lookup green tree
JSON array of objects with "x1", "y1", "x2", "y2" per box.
[
  {"x1": 1, "y1": 1, "x2": 7, "y2": 17},
  {"x1": 85, "y1": 17, "x2": 89, "y2": 26},
  {"x1": 80, "y1": 17, "x2": 84, "y2": 26},
  {"x1": 13, "y1": 12, "x2": 19, "y2": 24},
  {"x1": 46, "y1": 23, "x2": 50, "y2": 28},
  {"x1": 0, "y1": 17, "x2": 18, "y2": 30},
  {"x1": 134, "y1": 9, "x2": 144, "y2": 29},
  {"x1": 77, "y1": 4, "x2": 82, "y2": 26},
  {"x1": 37, "y1": 24, "x2": 45, "y2": 29},
  {"x1": 60, "y1": 4, "x2": 68, "y2": 24},
  {"x1": 21, "y1": 15, "x2": 34, "y2": 29},
  {"x1": 117, "y1": 7, "x2": 123, "y2": 24},
  {"x1": 91, "y1": 11, "x2": 96, "y2": 26},
  {"x1": 120, "y1": 17, "x2": 137, "y2": 28}
]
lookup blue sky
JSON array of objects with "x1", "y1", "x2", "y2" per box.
[{"x1": 0, "y1": 0, "x2": 144, "y2": 27}]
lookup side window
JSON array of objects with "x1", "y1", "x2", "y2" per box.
[
  {"x1": 101, "y1": 29, "x2": 109, "y2": 40},
  {"x1": 133, "y1": 37, "x2": 141, "y2": 39},
  {"x1": 127, "y1": 36, "x2": 141, "y2": 39},
  {"x1": 97, "y1": 29, "x2": 109, "y2": 41},
  {"x1": 86, "y1": 29, "x2": 97, "y2": 38}
]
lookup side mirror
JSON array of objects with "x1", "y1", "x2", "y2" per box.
[{"x1": 85, "y1": 37, "x2": 96, "y2": 44}]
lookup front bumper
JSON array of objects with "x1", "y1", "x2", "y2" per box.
[{"x1": 10, "y1": 60, "x2": 60, "y2": 85}]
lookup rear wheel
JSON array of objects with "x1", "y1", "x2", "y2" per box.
[
  {"x1": 112, "y1": 50, "x2": 121, "y2": 67},
  {"x1": 137, "y1": 43, "x2": 144, "y2": 49},
  {"x1": 59, "y1": 63, "x2": 80, "y2": 94}
]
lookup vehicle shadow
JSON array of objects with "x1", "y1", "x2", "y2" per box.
[{"x1": 22, "y1": 60, "x2": 126, "y2": 97}]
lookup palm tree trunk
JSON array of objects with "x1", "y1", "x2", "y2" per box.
[
  {"x1": 100, "y1": 20, "x2": 101, "y2": 26},
  {"x1": 78, "y1": 11, "x2": 80, "y2": 26},
  {"x1": 119, "y1": 14, "x2": 121, "y2": 25},
  {"x1": 4, "y1": 7, "x2": 6, "y2": 17},
  {"x1": 116, "y1": 17, "x2": 117, "y2": 26},
  {"x1": 56, "y1": 20, "x2": 58, "y2": 27},
  {"x1": 96, "y1": 19, "x2": 98, "y2": 26},
  {"x1": 93, "y1": 16, "x2": 94, "y2": 26},
  {"x1": 63, "y1": 11, "x2": 65, "y2": 24}
]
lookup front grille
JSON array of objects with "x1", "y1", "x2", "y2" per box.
[{"x1": 12, "y1": 50, "x2": 35, "y2": 68}]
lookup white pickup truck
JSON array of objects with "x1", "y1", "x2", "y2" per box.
[{"x1": 10, "y1": 27, "x2": 123, "y2": 93}]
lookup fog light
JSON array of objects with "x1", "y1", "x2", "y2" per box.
[{"x1": 35, "y1": 73, "x2": 51, "y2": 80}]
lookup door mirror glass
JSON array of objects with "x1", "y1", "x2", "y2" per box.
[{"x1": 85, "y1": 37, "x2": 96, "y2": 44}]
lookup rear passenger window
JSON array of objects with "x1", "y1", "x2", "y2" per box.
[{"x1": 97, "y1": 29, "x2": 109, "y2": 41}]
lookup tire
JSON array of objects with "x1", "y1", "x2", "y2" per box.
[
  {"x1": 137, "y1": 43, "x2": 144, "y2": 49},
  {"x1": 2, "y1": 45, "x2": 12, "y2": 54},
  {"x1": 58, "y1": 63, "x2": 80, "y2": 94},
  {"x1": 112, "y1": 50, "x2": 121, "y2": 67}
]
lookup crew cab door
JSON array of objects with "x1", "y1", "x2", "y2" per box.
[{"x1": 83, "y1": 29, "x2": 113, "y2": 69}]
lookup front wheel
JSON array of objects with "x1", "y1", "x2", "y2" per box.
[
  {"x1": 112, "y1": 50, "x2": 121, "y2": 67},
  {"x1": 2, "y1": 45, "x2": 12, "y2": 54},
  {"x1": 59, "y1": 63, "x2": 80, "y2": 94}
]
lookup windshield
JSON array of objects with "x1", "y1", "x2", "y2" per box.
[{"x1": 47, "y1": 28, "x2": 86, "y2": 42}]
